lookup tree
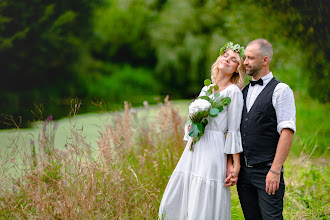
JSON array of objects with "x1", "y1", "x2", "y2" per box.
[
  {"x1": 262, "y1": 0, "x2": 329, "y2": 101},
  {"x1": 0, "y1": 0, "x2": 104, "y2": 128},
  {"x1": 0, "y1": 0, "x2": 104, "y2": 92}
]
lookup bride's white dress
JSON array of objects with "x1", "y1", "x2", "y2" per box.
[{"x1": 159, "y1": 84, "x2": 243, "y2": 220}]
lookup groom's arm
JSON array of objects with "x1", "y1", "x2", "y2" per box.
[
  {"x1": 265, "y1": 128, "x2": 294, "y2": 195},
  {"x1": 265, "y1": 84, "x2": 296, "y2": 195}
]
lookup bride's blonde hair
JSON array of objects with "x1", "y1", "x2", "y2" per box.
[{"x1": 211, "y1": 50, "x2": 246, "y2": 89}]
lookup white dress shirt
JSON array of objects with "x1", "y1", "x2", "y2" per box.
[{"x1": 246, "y1": 72, "x2": 296, "y2": 134}]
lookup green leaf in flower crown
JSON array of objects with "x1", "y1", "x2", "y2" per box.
[
  {"x1": 186, "y1": 119, "x2": 192, "y2": 125},
  {"x1": 217, "y1": 106, "x2": 223, "y2": 112},
  {"x1": 214, "y1": 92, "x2": 220, "y2": 98},
  {"x1": 221, "y1": 97, "x2": 231, "y2": 105},
  {"x1": 199, "y1": 96, "x2": 212, "y2": 102},
  {"x1": 232, "y1": 44, "x2": 239, "y2": 51},
  {"x1": 189, "y1": 123, "x2": 199, "y2": 137},
  {"x1": 204, "y1": 79, "x2": 211, "y2": 86},
  {"x1": 213, "y1": 85, "x2": 219, "y2": 90},
  {"x1": 209, "y1": 108, "x2": 220, "y2": 117},
  {"x1": 219, "y1": 41, "x2": 230, "y2": 55}
]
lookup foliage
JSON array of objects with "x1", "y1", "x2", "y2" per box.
[
  {"x1": 260, "y1": 0, "x2": 329, "y2": 101},
  {"x1": 0, "y1": 0, "x2": 104, "y2": 90},
  {"x1": 90, "y1": 0, "x2": 157, "y2": 66},
  {"x1": 150, "y1": 0, "x2": 229, "y2": 97},
  {"x1": 0, "y1": 0, "x2": 105, "y2": 128},
  {"x1": 79, "y1": 63, "x2": 161, "y2": 111},
  {"x1": 291, "y1": 94, "x2": 330, "y2": 157},
  {"x1": 0, "y1": 0, "x2": 329, "y2": 129}
]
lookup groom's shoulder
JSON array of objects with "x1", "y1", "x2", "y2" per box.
[{"x1": 274, "y1": 81, "x2": 295, "y2": 98}]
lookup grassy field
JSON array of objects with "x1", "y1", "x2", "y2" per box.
[{"x1": 0, "y1": 96, "x2": 329, "y2": 219}]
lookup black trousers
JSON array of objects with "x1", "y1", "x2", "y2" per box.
[{"x1": 237, "y1": 165, "x2": 285, "y2": 220}]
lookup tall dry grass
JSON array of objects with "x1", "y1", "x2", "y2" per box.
[
  {"x1": 0, "y1": 97, "x2": 186, "y2": 219},
  {"x1": 0, "y1": 98, "x2": 328, "y2": 219}
]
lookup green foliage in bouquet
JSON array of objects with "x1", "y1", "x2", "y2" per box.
[{"x1": 187, "y1": 79, "x2": 231, "y2": 151}]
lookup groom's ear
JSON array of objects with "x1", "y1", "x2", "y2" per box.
[{"x1": 262, "y1": 56, "x2": 269, "y2": 65}]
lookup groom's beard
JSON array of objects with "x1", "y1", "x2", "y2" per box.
[{"x1": 246, "y1": 61, "x2": 262, "y2": 76}]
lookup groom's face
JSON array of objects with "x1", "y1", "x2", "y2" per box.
[{"x1": 244, "y1": 44, "x2": 262, "y2": 77}]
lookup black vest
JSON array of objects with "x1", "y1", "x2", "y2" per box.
[{"x1": 240, "y1": 77, "x2": 281, "y2": 166}]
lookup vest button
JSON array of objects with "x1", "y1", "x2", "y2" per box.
[
  {"x1": 243, "y1": 126, "x2": 247, "y2": 129},
  {"x1": 243, "y1": 141, "x2": 246, "y2": 144},
  {"x1": 245, "y1": 118, "x2": 248, "y2": 121},
  {"x1": 243, "y1": 133, "x2": 246, "y2": 137}
]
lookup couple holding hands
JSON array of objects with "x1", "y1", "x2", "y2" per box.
[{"x1": 159, "y1": 38, "x2": 296, "y2": 220}]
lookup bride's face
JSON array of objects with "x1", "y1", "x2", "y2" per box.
[{"x1": 218, "y1": 50, "x2": 239, "y2": 75}]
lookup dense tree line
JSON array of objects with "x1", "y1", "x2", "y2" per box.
[
  {"x1": 263, "y1": 0, "x2": 329, "y2": 101},
  {"x1": 0, "y1": 0, "x2": 328, "y2": 128}
]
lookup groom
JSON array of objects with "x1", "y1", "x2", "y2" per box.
[{"x1": 237, "y1": 38, "x2": 296, "y2": 219}]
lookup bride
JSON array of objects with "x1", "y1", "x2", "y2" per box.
[{"x1": 158, "y1": 42, "x2": 246, "y2": 219}]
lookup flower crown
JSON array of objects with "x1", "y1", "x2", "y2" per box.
[{"x1": 219, "y1": 41, "x2": 245, "y2": 59}]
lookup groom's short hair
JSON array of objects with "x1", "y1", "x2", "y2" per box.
[{"x1": 248, "y1": 38, "x2": 273, "y2": 62}]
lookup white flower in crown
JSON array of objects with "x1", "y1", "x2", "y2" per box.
[{"x1": 219, "y1": 41, "x2": 245, "y2": 58}]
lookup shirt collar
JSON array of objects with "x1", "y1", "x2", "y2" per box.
[{"x1": 252, "y1": 72, "x2": 273, "y2": 83}]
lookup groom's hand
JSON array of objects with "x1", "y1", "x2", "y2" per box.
[
  {"x1": 224, "y1": 170, "x2": 238, "y2": 187},
  {"x1": 265, "y1": 171, "x2": 280, "y2": 195},
  {"x1": 224, "y1": 173, "x2": 238, "y2": 186}
]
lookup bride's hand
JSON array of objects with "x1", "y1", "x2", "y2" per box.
[
  {"x1": 225, "y1": 163, "x2": 238, "y2": 187},
  {"x1": 224, "y1": 173, "x2": 238, "y2": 187}
]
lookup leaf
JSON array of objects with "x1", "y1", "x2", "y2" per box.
[
  {"x1": 219, "y1": 41, "x2": 230, "y2": 55},
  {"x1": 217, "y1": 106, "x2": 223, "y2": 112},
  {"x1": 188, "y1": 123, "x2": 199, "y2": 137},
  {"x1": 232, "y1": 44, "x2": 239, "y2": 51},
  {"x1": 210, "y1": 101, "x2": 217, "y2": 108},
  {"x1": 201, "y1": 118, "x2": 208, "y2": 127},
  {"x1": 213, "y1": 85, "x2": 219, "y2": 90},
  {"x1": 185, "y1": 119, "x2": 192, "y2": 125},
  {"x1": 199, "y1": 96, "x2": 212, "y2": 102},
  {"x1": 197, "y1": 123, "x2": 204, "y2": 134},
  {"x1": 214, "y1": 92, "x2": 220, "y2": 98},
  {"x1": 221, "y1": 97, "x2": 231, "y2": 106},
  {"x1": 209, "y1": 108, "x2": 219, "y2": 117},
  {"x1": 204, "y1": 79, "x2": 211, "y2": 86},
  {"x1": 205, "y1": 90, "x2": 212, "y2": 96},
  {"x1": 194, "y1": 136, "x2": 201, "y2": 143}
]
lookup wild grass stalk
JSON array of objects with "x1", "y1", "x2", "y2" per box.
[
  {"x1": 0, "y1": 97, "x2": 186, "y2": 219},
  {"x1": 0, "y1": 98, "x2": 328, "y2": 219}
]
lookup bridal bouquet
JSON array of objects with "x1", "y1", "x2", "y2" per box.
[{"x1": 187, "y1": 79, "x2": 231, "y2": 151}]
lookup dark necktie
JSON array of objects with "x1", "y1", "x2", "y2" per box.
[{"x1": 250, "y1": 78, "x2": 263, "y2": 86}]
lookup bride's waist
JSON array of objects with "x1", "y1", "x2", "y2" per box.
[{"x1": 204, "y1": 129, "x2": 225, "y2": 134}]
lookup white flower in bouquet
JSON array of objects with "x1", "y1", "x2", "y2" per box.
[
  {"x1": 186, "y1": 79, "x2": 231, "y2": 151},
  {"x1": 188, "y1": 99, "x2": 211, "y2": 122}
]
